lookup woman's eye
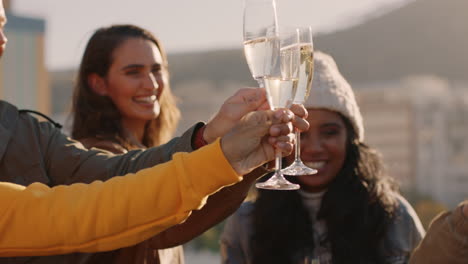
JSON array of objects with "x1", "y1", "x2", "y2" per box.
[
  {"x1": 323, "y1": 129, "x2": 339, "y2": 136},
  {"x1": 125, "y1": 70, "x2": 139, "y2": 75}
]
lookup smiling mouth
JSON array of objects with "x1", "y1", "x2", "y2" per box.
[
  {"x1": 134, "y1": 95, "x2": 157, "y2": 104},
  {"x1": 304, "y1": 161, "x2": 325, "y2": 169}
]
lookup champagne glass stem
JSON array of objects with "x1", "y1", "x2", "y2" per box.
[
  {"x1": 275, "y1": 148, "x2": 282, "y2": 174},
  {"x1": 294, "y1": 129, "x2": 301, "y2": 161},
  {"x1": 281, "y1": 123, "x2": 317, "y2": 176},
  {"x1": 255, "y1": 139, "x2": 299, "y2": 190}
]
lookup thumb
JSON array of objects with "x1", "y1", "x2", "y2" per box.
[{"x1": 230, "y1": 88, "x2": 267, "y2": 112}]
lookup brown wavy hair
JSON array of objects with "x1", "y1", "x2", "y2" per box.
[
  {"x1": 251, "y1": 113, "x2": 399, "y2": 264},
  {"x1": 71, "y1": 24, "x2": 180, "y2": 149}
]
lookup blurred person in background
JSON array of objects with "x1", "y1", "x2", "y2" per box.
[
  {"x1": 220, "y1": 51, "x2": 425, "y2": 264},
  {"x1": 71, "y1": 24, "x2": 181, "y2": 156},
  {"x1": 410, "y1": 200, "x2": 468, "y2": 264},
  {"x1": 0, "y1": 1, "x2": 310, "y2": 261}
]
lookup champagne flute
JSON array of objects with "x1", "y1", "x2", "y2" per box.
[
  {"x1": 256, "y1": 28, "x2": 301, "y2": 190},
  {"x1": 243, "y1": 0, "x2": 279, "y2": 88},
  {"x1": 281, "y1": 26, "x2": 317, "y2": 176}
]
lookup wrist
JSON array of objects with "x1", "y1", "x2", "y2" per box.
[
  {"x1": 203, "y1": 122, "x2": 216, "y2": 143},
  {"x1": 193, "y1": 125, "x2": 208, "y2": 149}
]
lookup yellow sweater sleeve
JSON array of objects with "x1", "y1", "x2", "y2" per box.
[{"x1": 0, "y1": 139, "x2": 241, "y2": 257}]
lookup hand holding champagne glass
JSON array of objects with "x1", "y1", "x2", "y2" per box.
[
  {"x1": 256, "y1": 28, "x2": 301, "y2": 190},
  {"x1": 281, "y1": 26, "x2": 317, "y2": 176}
]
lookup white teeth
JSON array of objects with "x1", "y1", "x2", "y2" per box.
[
  {"x1": 135, "y1": 95, "x2": 156, "y2": 103},
  {"x1": 304, "y1": 161, "x2": 325, "y2": 169}
]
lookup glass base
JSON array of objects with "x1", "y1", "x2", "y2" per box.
[
  {"x1": 255, "y1": 173, "x2": 300, "y2": 190},
  {"x1": 281, "y1": 160, "x2": 317, "y2": 176}
]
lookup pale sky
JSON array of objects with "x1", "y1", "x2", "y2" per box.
[{"x1": 12, "y1": 0, "x2": 408, "y2": 70}]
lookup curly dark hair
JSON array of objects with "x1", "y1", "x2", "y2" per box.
[
  {"x1": 251, "y1": 114, "x2": 398, "y2": 264},
  {"x1": 71, "y1": 24, "x2": 180, "y2": 149}
]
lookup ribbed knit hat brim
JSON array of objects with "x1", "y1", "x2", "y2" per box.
[{"x1": 303, "y1": 51, "x2": 364, "y2": 141}]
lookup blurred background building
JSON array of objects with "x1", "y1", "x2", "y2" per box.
[
  {"x1": 0, "y1": 0, "x2": 49, "y2": 114},
  {"x1": 357, "y1": 76, "x2": 468, "y2": 207}
]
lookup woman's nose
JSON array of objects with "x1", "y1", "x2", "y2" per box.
[
  {"x1": 301, "y1": 135, "x2": 324, "y2": 155},
  {"x1": 143, "y1": 73, "x2": 159, "y2": 91}
]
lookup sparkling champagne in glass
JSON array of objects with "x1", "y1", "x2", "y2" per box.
[
  {"x1": 281, "y1": 26, "x2": 317, "y2": 176},
  {"x1": 243, "y1": 0, "x2": 279, "y2": 87},
  {"x1": 256, "y1": 28, "x2": 301, "y2": 190}
]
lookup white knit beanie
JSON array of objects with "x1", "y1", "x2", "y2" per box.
[{"x1": 303, "y1": 51, "x2": 364, "y2": 141}]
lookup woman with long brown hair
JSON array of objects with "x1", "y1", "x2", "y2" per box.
[
  {"x1": 70, "y1": 24, "x2": 183, "y2": 264},
  {"x1": 71, "y1": 24, "x2": 180, "y2": 153}
]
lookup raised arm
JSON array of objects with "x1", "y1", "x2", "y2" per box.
[
  {"x1": 0, "y1": 140, "x2": 239, "y2": 257},
  {"x1": 0, "y1": 108, "x2": 297, "y2": 257}
]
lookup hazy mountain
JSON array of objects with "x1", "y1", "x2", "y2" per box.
[
  {"x1": 167, "y1": 49, "x2": 256, "y2": 93},
  {"x1": 168, "y1": 0, "x2": 468, "y2": 87},
  {"x1": 314, "y1": 0, "x2": 468, "y2": 83}
]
